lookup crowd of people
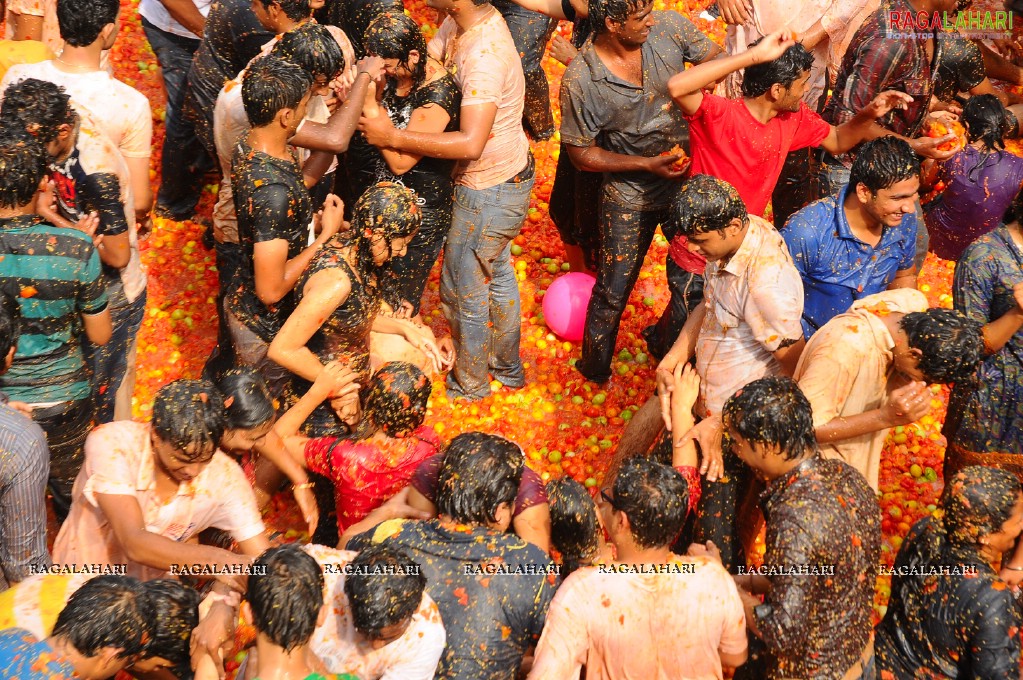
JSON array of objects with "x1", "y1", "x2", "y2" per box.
[{"x1": 0, "y1": 0, "x2": 1022, "y2": 675}]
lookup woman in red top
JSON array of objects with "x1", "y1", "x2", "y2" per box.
[{"x1": 278, "y1": 360, "x2": 440, "y2": 535}]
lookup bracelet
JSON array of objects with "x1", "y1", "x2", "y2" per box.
[
  {"x1": 294, "y1": 481, "x2": 315, "y2": 490},
  {"x1": 1005, "y1": 564, "x2": 1023, "y2": 572}
]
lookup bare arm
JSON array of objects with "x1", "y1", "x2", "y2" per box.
[
  {"x1": 513, "y1": 504, "x2": 551, "y2": 553},
  {"x1": 10, "y1": 13, "x2": 44, "y2": 41},
  {"x1": 564, "y1": 143, "x2": 684, "y2": 177},
  {"x1": 123, "y1": 156, "x2": 154, "y2": 217},
  {"x1": 771, "y1": 337, "x2": 805, "y2": 377},
  {"x1": 157, "y1": 0, "x2": 206, "y2": 36},
  {"x1": 360, "y1": 102, "x2": 497, "y2": 161},
  {"x1": 980, "y1": 283, "x2": 1023, "y2": 354},
  {"x1": 888, "y1": 267, "x2": 918, "y2": 290},
  {"x1": 819, "y1": 91, "x2": 915, "y2": 155},
  {"x1": 290, "y1": 69, "x2": 379, "y2": 154},
  {"x1": 273, "y1": 361, "x2": 362, "y2": 464},
  {"x1": 378, "y1": 103, "x2": 453, "y2": 175},
  {"x1": 656, "y1": 301, "x2": 706, "y2": 429},
  {"x1": 82, "y1": 308, "x2": 112, "y2": 346},
  {"x1": 815, "y1": 380, "x2": 931, "y2": 443}
]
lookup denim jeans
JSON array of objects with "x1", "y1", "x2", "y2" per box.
[
  {"x1": 643, "y1": 258, "x2": 704, "y2": 361},
  {"x1": 32, "y1": 399, "x2": 94, "y2": 523},
  {"x1": 578, "y1": 198, "x2": 668, "y2": 382},
  {"x1": 391, "y1": 204, "x2": 452, "y2": 315},
  {"x1": 143, "y1": 18, "x2": 212, "y2": 218},
  {"x1": 441, "y1": 176, "x2": 534, "y2": 400},
  {"x1": 492, "y1": 0, "x2": 556, "y2": 139},
  {"x1": 225, "y1": 308, "x2": 292, "y2": 400},
  {"x1": 771, "y1": 147, "x2": 813, "y2": 227},
  {"x1": 83, "y1": 289, "x2": 147, "y2": 424},
  {"x1": 203, "y1": 241, "x2": 245, "y2": 380},
  {"x1": 814, "y1": 149, "x2": 852, "y2": 200}
]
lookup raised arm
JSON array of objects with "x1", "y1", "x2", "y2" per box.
[{"x1": 291, "y1": 58, "x2": 386, "y2": 154}]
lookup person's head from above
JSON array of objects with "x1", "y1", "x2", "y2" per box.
[
  {"x1": 436, "y1": 432, "x2": 524, "y2": 531},
  {"x1": 242, "y1": 54, "x2": 313, "y2": 136},
  {"x1": 365, "y1": 13, "x2": 427, "y2": 88},
  {"x1": 348, "y1": 182, "x2": 421, "y2": 268},
  {"x1": 940, "y1": 466, "x2": 1023, "y2": 562},
  {"x1": 246, "y1": 545, "x2": 325, "y2": 652},
  {"x1": 0, "y1": 78, "x2": 80, "y2": 164},
  {"x1": 669, "y1": 174, "x2": 749, "y2": 262},
  {"x1": 0, "y1": 294, "x2": 20, "y2": 375},
  {"x1": 0, "y1": 131, "x2": 47, "y2": 212},
  {"x1": 49, "y1": 575, "x2": 155, "y2": 680},
  {"x1": 133, "y1": 580, "x2": 200, "y2": 679},
  {"x1": 273, "y1": 22, "x2": 345, "y2": 98},
  {"x1": 424, "y1": 0, "x2": 491, "y2": 16},
  {"x1": 961, "y1": 93, "x2": 1010, "y2": 152},
  {"x1": 150, "y1": 379, "x2": 228, "y2": 484},
  {"x1": 1004, "y1": 186, "x2": 1023, "y2": 227},
  {"x1": 892, "y1": 308, "x2": 983, "y2": 384},
  {"x1": 216, "y1": 368, "x2": 276, "y2": 453},
  {"x1": 547, "y1": 477, "x2": 601, "y2": 575},
  {"x1": 741, "y1": 39, "x2": 813, "y2": 112},
  {"x1": 598, "y1": 457, "x2": 688, "y2": 552},
  {"x1": 57, "y1": 0, "x2": 120, "y2": 49},
  {"x1": 847, "y1": 136, "x2": 921, "y2": 228},
  {"x1": 588, "y1": 0, "x2": 655, "y2": 45},
  {"x1": 361, "y1": 361, "x2": 431, "y2": 437},
  {"x1": 343, "y1": 544, "x2": 426, "y2": 650},
  {"x1": 722, "y1": 377, "x2": 817, "y2": 481},
  {"x1": 250, "y1": 0, "x2": 312, "y2": 33}
]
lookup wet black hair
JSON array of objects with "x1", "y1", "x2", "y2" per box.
[
  {"x1": 0, "y1": 293, "x2": 20, "y2": 361},
  {"x1": 52, "y1": 575, "x2": 155, "y2": 659},
  {"x1": 344, "y1": 544, "x2": 426, "y2": 639},
  {"x1": 547, "y1": 477, "x2": 600, "y2": 576},
  {"x1": 668, "y1": 174, "x2": 748, "y2": 238},
  {"x1": 0, "y1": 131, "x2": 48, "y2": 209},
  {"x1": 0, "y1": 78, "x2": 76, "y2": 144},
  {"x1": 253, "y1": 0, "x2": 312, "y2": 22},
  {"x1": 962, "y1": 94, "x2": 1009, "y2": 151},
  {"x1": 610, "y1": 458, "x2": 689, "y2": 549},
  {"x1": 56, "y1": 0, "x2": 119, "y2": 46},
  {"x1": 216, "y1": 367, "x2": 275, "y2": 430},
  {"x1": 249, "y1": 545, "x2": 325, "y2": 652},
  {"x1": 242, "y1": 54, "x2": 313, "y2": 128},
  {"x1": 366, "y1": 13, "x2": 427, "y2": 88},
  {"x1": 1005, "y1": 187, "x2": 1023, "y2": 225},
  {"x1": 342, "y1": 182, "x2": 421, "y2": 275},
  {"x1": 900, "y1": 308, "x2": 983, "y2": 384},
  {"x1": 364, "y1": 361, "x2": 431, "y2": 436},
  {"x1": 436, "y1": 432, "x2": 523, "y2": 525},
  {"x1": 722, "y1": 376, "x2": 817, "y2": 462},
  {"x1": 143, "y1": 580, "x2": 200, "y2": 680},
  {"x1": 589, "y1": 0, "x2": 649, "y2": 34},
  {"x1": 941, "y1": 466, "x2": 1021, "y2": 546},
  {"x1": 848, "y1": 136, "x2": 920, "y2": 194},
  {"x1": 274, "y1": 22, "x2": 345, "y2": 82},
  {"x1": 151, "y1": 379, "x2": 228, "y2": 462},
  {"x1": 741, "y1": 40, "x2": 814, "y2": 98}
]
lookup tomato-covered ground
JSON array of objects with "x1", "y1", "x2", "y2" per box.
[{"x1": 104, "y1": 0, "x2": 1022, "y2": 641}]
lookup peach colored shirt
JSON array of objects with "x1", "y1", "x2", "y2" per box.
[
  {"x1": 719, "y1": 0, "x2": 878, "y2": 109},
  {"x1": 303, "y1": 544, "x2": 446, "y2": 680},
  {"x1": 793, "y1": 289, "x2": 929, "y2": 490},
  {"x1": 1, "y1": 59, "x2": 152, "y2": 159},
  {"x1": 696, "y1": 215, "x2": 804, "y2": 417},
  {"x1": 428, "y1": 12, "x2": 530, "y2": 190},
  {"x1": 52, "y1": 421, "x2": 265, "y2": 582},
  {"x1": 528, "y1": 555, "x2": 748, "y2": 680}
]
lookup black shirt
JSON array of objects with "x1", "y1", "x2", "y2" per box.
[
  {"x1": 325, "y1": 0, "x2": 403, "y2": 58},
  {"x1": 228, "y1": 139, "x2": 312, "y2": 341},
  {"x1": 934, "y1": 33, "x2": 986, "y2": 104}
]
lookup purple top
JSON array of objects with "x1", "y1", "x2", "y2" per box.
[{"x1": 925, "y1": 145, "x2": 1023, "y2": 261}]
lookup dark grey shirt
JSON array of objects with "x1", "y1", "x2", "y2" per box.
[
  {"x1": 0, "y1": 397, "x2": 50, "y2": 591},
  {"x1": 559, "y1": 11, "x2": 716, "y2": 209}
]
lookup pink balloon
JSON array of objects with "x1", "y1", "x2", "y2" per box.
[{"x1": 542, "y1": 273, "x2": 596, "y2": 342}]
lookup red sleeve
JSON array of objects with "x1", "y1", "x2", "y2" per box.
[
  {"x1": 674, "y1": 465, "x2": 702, "y2": 516},
  {"x1": 684, "y1": 91, "x2": 728, "y2": 123},
  {"x1": 304, "y1": 437, "x2": 352, "y2": 480},
  {"x1": 789, "y1": 103, "x2": 832, "y2": 151},
  {"x1": 410, "y1": 454, "x2": 443, "y2": 503},
  {"x1": 514, "y1": 467, "x2": 550, "y2": 516}
]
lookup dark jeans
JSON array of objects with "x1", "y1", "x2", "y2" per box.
[
  {"x1": 143, "y1": 18, "x2": 212, "y2": 218},
  {"x1": 643, "y1": 258, "x2": 704, "y2": 361},
  {"x1": 33, "y1": 399, "x2": 94, "y2": 523},
  {"x1": 82, "y1": 290, "x2": 147, "y2": 423},
  {"x1": 771, "y1": 147, "x2": 813, "y2": 228},
  {"x1": 391, "y1": 203, "x2": 451, "y2": 315},
  {"x1": 203, "y1": 241, "x2": 245, "y2": 380},
  {"x1": 578, "y1": 199, "x2": 667, "y2": 383},
  {"x1": 492, "y1": 0, "x2": 556, "y2": 139},
  {"x1": 549, "y1": 149, "x2": 601, "y2": 270},
  {"x1": 695, "y1": 450, "x2": 753, "y2": 572}
]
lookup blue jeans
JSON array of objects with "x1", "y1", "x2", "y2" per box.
[
  {"x1": 143, "y1": 19, "x2": 211, "y2": 218},
  {"x1": 441, "y1": 176, "x2": 534, "y2": 400},
  {"x1": 83, "y1": 289, "x2": 147, "y2": 423}
]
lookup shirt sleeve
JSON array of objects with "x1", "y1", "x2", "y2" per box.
[
  {"x1": 410, "y1": 455, "x2": 442, "y2": 503},
  {"x1": 250, "y1": 183, "x2": 296, "y2": 244},
  {"x1": 118, "y1": 97, "x2": 154, "y2": 159},
  {"x1": 514, "y1": 467, "x2": 549, "y2": 515},
  {"x1": 969, "y1": 586, "x2": 1023, "y2": 680},
  {"x1": 684, "y1": 91, "x2": 728, "y2": 125},
  {"x1": 84, "y1": 425, "x2": 141, "y2": 500},
  {"x1": 779, "y1": 209, "x2": 818, "y2": 280},
  {"x1": 714, "y1": 565, "x2": 749, "y2": 656},
  {"x1": 896, "y1": 216, "x2": 917, "y2": 271},
  {"x1": 959, "y1": 39, "x2": 987, "y2": 91},
  {"x1": 304, "y1": 437, "x2": 344, "y2": 480},
  {"x1": 206, "y1": 456, "x2": 266, "y2": 542},
  {"x1": 832, "y1": 38, "x2": 908, "y2": 126},
  {"x1": 796, "y1": 336, "x2": 861, "y2": 427},
  {"x1": 79, "y1": 172, "x2": 129, "y2": 237},
  {"x1": 76, "y1": 244, "x2": 109, "y2": 315},
  {"x1": 526, "y1": 573, "x2": 589, "y2": 680},
  {"x1": 427, "y1": 19, "x2": 452, "y2": 62},
  {"x1": 745, "y1": 251, "x2": 804, "y2": 352},
  {"x1": 558, "y1": 63, "x2": 605, "y2": 148},
  {"x1": 456, "y1": 35, "x2": 505, "y2": 107},
  {"x1": 0, "y1": 421, "x2": 51, "y2": 584},
  {"x1": 952, "y1": 244, "x2": 996, "y2": 326},
  {"x1": 791, "y1": 104, "x2": 833, "y2": 151},
  {"x1": 665, "y1": 12, "x2": 717, "y2": 64},
  {"x1": 756, "y1": 511, "x2": 818, "y2": 659}
]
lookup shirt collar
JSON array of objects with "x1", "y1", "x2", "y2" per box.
[
  {"x1": 721, "y1": 216, "x2": 765, "y2": 276},
  {"x1": 581, "y1": 39, "x2": 648, "y2": 87},
  {"x1": 761, "y1": 455, "x2": 821, "y2": 514}
]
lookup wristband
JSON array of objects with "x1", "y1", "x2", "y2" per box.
[
  {"x1": 1005, "y1": 564, "x2": 1023, "y2": 572},
  {"x1": 206, "y1": 590, "x2": 241, "y2": 608},
  {"x1": 294, "y1": 481, "x2": 315, "y2": 490}
]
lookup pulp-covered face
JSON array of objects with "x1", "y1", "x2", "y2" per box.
[
  {"x1": 984, "y1": 493, "x2": 1023, "y2": 555},
  {"x1": 311, "y1": 74, "x2": 333, "y2": 98},
  {"x1": 685, "y1": 221, "x2": 743, "y2": 262},
  {"x1": 777, "y1": 71, "x2": 810, "y2": 112},
  {"x1": 152, "y1": 433, "x2": 213, "y2": 484},
  {"x1": 250, "y1": 0, "x2": 275, "y2": 31},
  {"x1": 370, "y1": 233, "x2": 413, "y2": 265},
  {"x1": 860, "y1": 177, "x2": 920, "y2": 228},
  {"x1": 611, "y1": 0, "x2": 656, "y2": 46},
  {"x1": 221, "y1": 419, "x2": 274, "y2": 453},
  {"x1": 892, "y1": 342, "x2": 925, "y2": 382}
]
